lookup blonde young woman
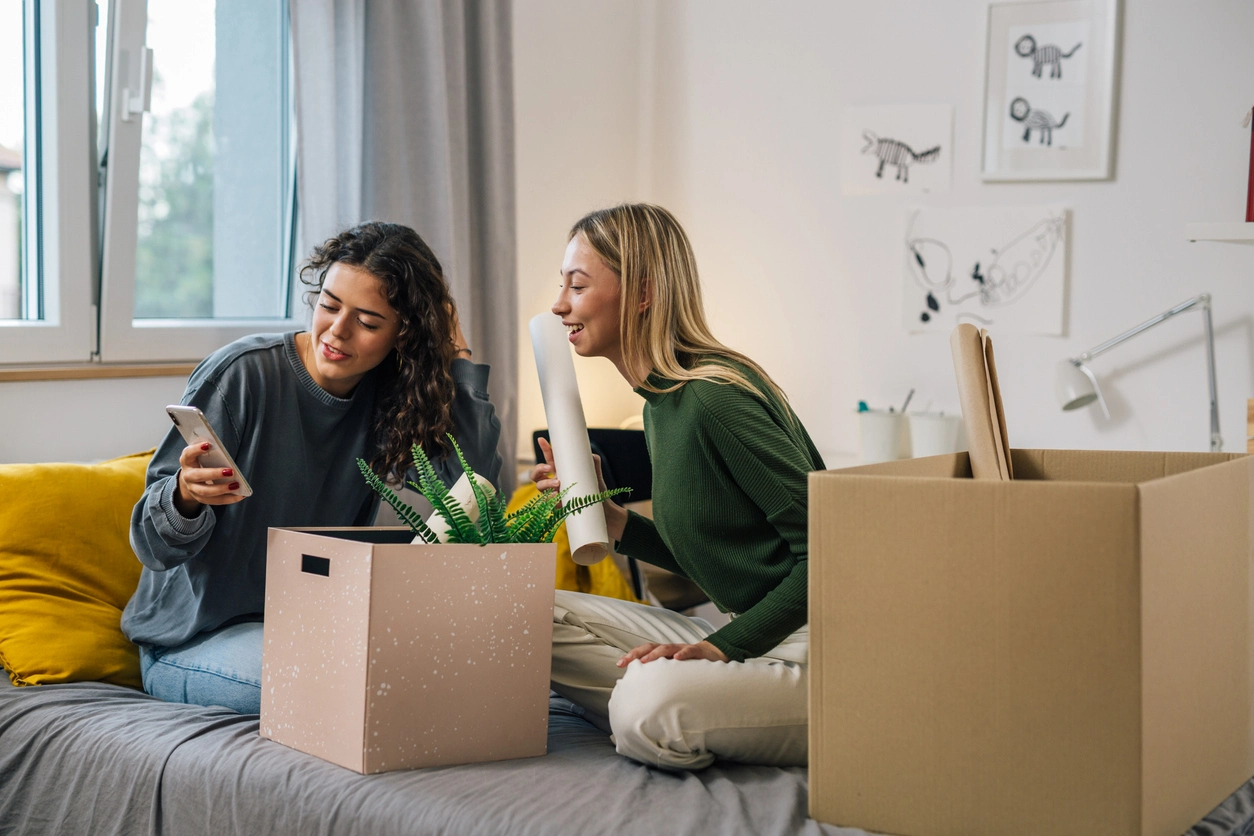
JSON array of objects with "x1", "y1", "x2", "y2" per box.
[{"x1": 532, "y1": 204, "x2": 824, "y2": 771}]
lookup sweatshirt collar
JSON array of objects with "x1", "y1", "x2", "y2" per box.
[{"x1": 284, "y1": 331, "x2": 369, "y2": 409}]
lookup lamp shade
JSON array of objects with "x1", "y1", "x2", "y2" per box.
[{"x1": 1055, "y1": 360, "x2": 1099, "y2": 411}]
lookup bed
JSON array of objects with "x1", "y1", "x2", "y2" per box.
[
  {"x1": 2, "y1": 677, "x2": 1253, "y2": 836},
  {"x1": 3, "y1": 449, "x2": 1253, "y2": 836},
  {"x1": 1, "y1": 678, "x2": 845, "y2": 836}
]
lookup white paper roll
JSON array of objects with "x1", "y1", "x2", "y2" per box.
[
  {"x1": 412, "y1": 471, "x2": 497, "y2": 544},
  {"x1": 529, "y1": 313, "x2": 609, "y2": 565}
]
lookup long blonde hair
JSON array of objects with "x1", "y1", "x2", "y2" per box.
[{"x1": 569, "y1": 203, "x2": 788, "y2": 407}]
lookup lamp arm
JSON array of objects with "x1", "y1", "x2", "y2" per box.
[
  {"x1": 1202, "y1": 302, "x2": 1222, "y2": 452},
  {"x1": 1067, "y1": 294, "x2": 1222, "y2": 453},
  {"x1": 1074, "y1": 295, "x2": 1208, "y2": 363}
]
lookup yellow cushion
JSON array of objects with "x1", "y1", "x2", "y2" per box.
[
  {"x1": 0, "y1": 450, "x2": 153, "y2": 688},
  {"x1": 506, "y1": 482, "x2": 641, "y2": 603}
]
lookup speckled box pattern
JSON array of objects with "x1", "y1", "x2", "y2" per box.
[{"x1": 259, "y1": 527, "x2": 557, "y2": 774}]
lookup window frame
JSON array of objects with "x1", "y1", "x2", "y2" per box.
[
  {"x1": 0, "y1": 0, "x2": 302, "y2": 369},
  {"x1": 0, "y1": 0, "x2": 97, "y2": 365},
  {"x1": 97, "y1": 0, "x2": 303, "y2": 364}
]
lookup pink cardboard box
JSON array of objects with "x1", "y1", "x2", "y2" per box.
[{"x1": 259, "y1": 527, "x2": 557, "y2": 773}]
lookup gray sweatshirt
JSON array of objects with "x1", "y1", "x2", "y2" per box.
[{"x1": 121, "y1": 332, "x2": 502, "y2": 648}]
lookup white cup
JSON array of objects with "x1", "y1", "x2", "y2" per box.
[
  {"x1": 858, "y1": 410, "x2": 909, "y2": 463},
  {"x1": 907, "y1": 412, "x2": 966, "y2": 458}
]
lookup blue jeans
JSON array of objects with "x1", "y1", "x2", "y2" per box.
[{"x1": 139, "y1": 622, "x2": 263, "y2": 714}]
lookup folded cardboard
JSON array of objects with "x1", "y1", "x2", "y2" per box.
[
  {"x1": 809, "y1": 449, "x2": 1254, "y2": 836},
  {"x1": 950, "y1": 324, "x2": 1012, "y2": 480},
  {"x1": 260, "y1": 527, "x2": 556, "y2": 774}
]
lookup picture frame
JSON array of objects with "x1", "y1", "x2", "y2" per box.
[{"x1": 980, "y1": 0, "x2": 1120, "y2": 181}]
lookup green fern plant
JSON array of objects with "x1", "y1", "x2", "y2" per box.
[{"x1": 358, "y1": 434, "x2": 630, "y2": 545}]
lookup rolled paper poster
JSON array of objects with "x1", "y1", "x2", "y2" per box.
[
  {"x1": 529, "y1": 312, "x2": 609, "y2": 565},
  {"x1": 412, "y1": 471, "x2": 497, "y2": 544}
]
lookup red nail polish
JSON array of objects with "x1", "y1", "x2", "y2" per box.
[
  {"x1": 228, "y1": 482, "x2": 240, "y2": 491},
  {"x1": 201, "y1": 443, "x2": 211, "y2": 451},
  {"x1": 222, "y1": 468, "x2": 233, "y2": 477}
]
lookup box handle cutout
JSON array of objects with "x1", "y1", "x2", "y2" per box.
[{"x1": 301, "y1": 554, "x2": 330, "y2": 577}]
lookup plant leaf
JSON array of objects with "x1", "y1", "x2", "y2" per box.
[
  {"x1": 502, "y1": 491, "x2": 556, "y2": 542},
  {"x1": 538, "y1": 487, "x2": 632, "y2": 542},
  {"x1": 509, "y1": 485, "x2": 576, "y2": 543},
  {"x1": 357, "y1": 459, "x2": 439, "y2": 543},
  {"x1": 363, "y1": 434, "x2": 633, "y2": 545},
  {"x1": 411, "y1": 443, "x2": 480, "y2": 543},
  {"x1": 447, "y1": 434, "x2": 501, "y2": 544},
  {"x1": 485, "y1": 490, "x2": 510, "y2": 544}
]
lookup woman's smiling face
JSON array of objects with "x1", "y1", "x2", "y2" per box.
[
  {"x1": 552, "y1": 233, "x2": 623, "y2": 364},
  {"x1": 307, "y1": 262, "x2": 401, "y2": 397}
]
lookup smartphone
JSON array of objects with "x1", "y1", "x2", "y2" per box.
[{"x1": 165, "y1": 405, "x2": 254, "y2": 497}]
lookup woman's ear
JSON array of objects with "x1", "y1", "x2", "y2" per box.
[{"x1": 637, "y1": 277, "x2": 652, "y2": 313}]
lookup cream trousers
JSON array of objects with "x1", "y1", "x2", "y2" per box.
[{"x1": 550, "y1": 589, "x2": 808, "y2": 771}]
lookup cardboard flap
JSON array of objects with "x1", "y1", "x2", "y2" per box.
[{"x1": 950, "y1": 324, "x2": 1010, "y2": 480}]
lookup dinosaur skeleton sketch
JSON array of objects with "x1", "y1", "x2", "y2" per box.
[
  {"x1": 1009, "y1": 97, "x2": 1069, "y2": 145},
  {"x1": 906, "y1": 210, "x2": 1065, "y2": 329},
  {"x1": 842, "y1": 105, "x2": 952, "y2": 195},
  {"x1": 861, "y1": 131, "x2": 941, "y2": 183},
  {"x1": 1014, "y1": 34, "x2": 1082, "y2": 79}
]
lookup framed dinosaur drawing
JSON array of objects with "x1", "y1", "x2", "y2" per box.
[{"x1": 980, "y1": 0, "x2": 1120, "y2": 181}]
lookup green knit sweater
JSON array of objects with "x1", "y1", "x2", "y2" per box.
[{"x1": 617, "y1": 368, "x2": 825, "y2": 662}]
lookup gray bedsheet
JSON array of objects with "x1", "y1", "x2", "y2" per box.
[
  {"x1": 0, "y1": 678, "x2": 859, "y2": 836},
  {"x1": 3, "y1": 678, "x2": 1253, "y2": 836}
]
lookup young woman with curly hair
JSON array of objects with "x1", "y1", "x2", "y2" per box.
[
  {"x1": 123, "y1": 221, "x2": 502, "y2": 714},
  {"x1": 534, "y1": 203, "x2": 822, "y2": 771}
]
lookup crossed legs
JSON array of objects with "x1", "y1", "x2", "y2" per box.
[{"x1": 550, "y1": 590, "x2": 808, "y2": 771}]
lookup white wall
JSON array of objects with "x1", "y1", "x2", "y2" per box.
[
  {"x1": 514, "y1": 0, "x2": 1254, "y2": 462},
  {"x1": 0, "y1": 375, "x2": 188, "y2": 463},
  {"x1": 5, "y1": 1, "x2": 1252, "y2": 465},
  {"x1": 512, "y1": 0, "x2": 652, "y2": 455}
]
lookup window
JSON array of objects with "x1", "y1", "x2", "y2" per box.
[
  {"x1": 99, "y1": 0, "x2": 298, "y2": 361},
  {"x1": 0, "y1": 0, "x2": 95, "y2": 364},
  {"x1": 0, "y1": 1, "x2": 26, "y2": 321},
  {"x1": 0, "y1": 0, "x2": 297, "y2": 366}
]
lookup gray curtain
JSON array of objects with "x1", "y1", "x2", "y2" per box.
[{"x1": 291, "y1": 0, "x2": 518, "y2": 482}]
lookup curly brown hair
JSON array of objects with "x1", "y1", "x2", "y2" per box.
[{"x1": 300, "y1": 222, "x2": 457, "y2": 477}]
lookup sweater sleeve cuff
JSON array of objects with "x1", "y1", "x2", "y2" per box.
[
  {"x1": 616, "y1": 511, "x2": 659, "y2": 557},
  {"x1": 451, "y1": 357, "x2": 490, "y2": 393},
  {"x1": 153, "y1": 474, "x2": 215, "y2": 541},
  {"x1": 704, "y1": 600, "x2": 807, "y2": 663},
  {"x1": 615, "y1": 511, "x2": 684, "y2": 576},
  {"x1": 703, "y1": 632, "x2": 748, "y2": 664}
]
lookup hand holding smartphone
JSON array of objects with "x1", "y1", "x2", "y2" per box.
[{"x1": 166, "y1": 405, "x2": 253, "y2": 498}]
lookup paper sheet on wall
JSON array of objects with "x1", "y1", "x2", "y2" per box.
[
  {"x1": 841, "y1": 104, "x2": 953, "y2": 196},
  {"x1": 529, "y1": 313, "x2": 609, "y2": 565},
  {"x1": 904, "y1": 205, "x2": 1068, "y2": 335}
]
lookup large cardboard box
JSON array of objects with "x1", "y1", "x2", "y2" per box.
[
  {"x1": 260, "y1": 527, "x2": 556, "y2": 774},
  {"x1": 809, "y1": 449, "x2": 1254, "y2": 836}
]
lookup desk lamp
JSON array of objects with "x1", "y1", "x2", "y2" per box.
[{"x1": 1055, "y1": 294, "x2": 1222, "y2": 452}]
